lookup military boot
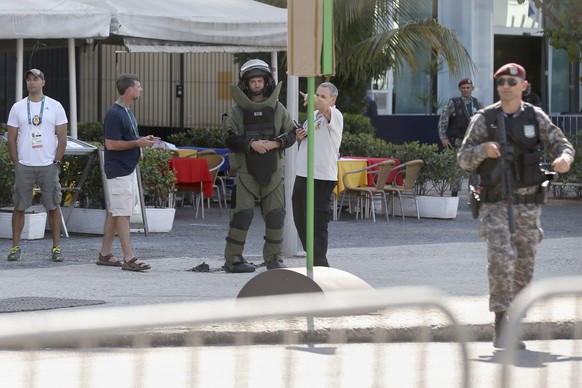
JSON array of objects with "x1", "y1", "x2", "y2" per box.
[
  {"x1": 224, "y1": 256, "x2": 255, "y2": 273},
  {"x1": 265, "y1": 255, "x2": 286, "y2": 270},
  {"x1": 493, "y1": 311, "x2": 526, "y2": 350}
]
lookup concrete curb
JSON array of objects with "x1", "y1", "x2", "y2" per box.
[{"x1": 24, "y1": 320, "x2": 577, "y2": 349}]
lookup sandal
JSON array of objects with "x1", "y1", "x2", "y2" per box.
[
  {"x1": 96, "y1": 253, "x2": 123, "y2": 267},
  {"x1": 122, "y1": 257, "x2": 151, "y2": 272}
]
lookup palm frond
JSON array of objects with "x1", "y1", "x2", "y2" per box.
[{"x1": 339, "y1": 18, "x2": 476, "y2": 83}]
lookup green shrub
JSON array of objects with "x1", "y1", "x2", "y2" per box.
[
  {"x1": 167, "y1": 127, "x2": 225, "y2": 148},
  {"x1": 67, "y1": 123, "x2": 105, "y2": 207},
  {"x1": 61, "y1": 143, "x2": 104, "y2": 208},
  {"x1": 340, "y1": 133, "x2": 390, "y2": 158},
  {"x1": 62, "y1": 122, "x2": 104, "y2": 208},
  {"x1": 77, "y1": 122, "x2": 104, "y2": 143},
  {"x1": 421, "y1": 147, "x2": 462, "y2": 196},
  {"x1": 342, "y1": 113, "x2": 375, "y2": 136},
  {"x1": 139, "y1": 148, "x2": 177, "y2": 208},
  {"x1": 0, "y1": 141, "x2": 15, "y2": 207}
]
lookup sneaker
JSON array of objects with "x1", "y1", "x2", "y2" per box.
[
  {"x1": 51, "y1": 246, "x2": 63, "y2": 262},
  {"x1": 7, "y1": 246, "x2": 21, "y2": 261}
]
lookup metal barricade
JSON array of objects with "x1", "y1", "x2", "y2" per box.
[
  {"x1": 0, "y1": 287, "x2": 470, "y2": 388},
  {"x1": 499, "y1": 276, "x2": 582, "y2": 388},
  {"x1": 550, "y1": 114, "x2": 581, "y2": 144}
]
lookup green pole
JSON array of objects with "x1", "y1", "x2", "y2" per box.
[
  {"x1": 322, "y1": 0, "x2": 333, "y2": 74},
  {"x1": 306, "y1": 0, "x2": 332, "y2": 270},
  {"x1": 306, "y1": 76, "x2": 315, "y2": 270}
]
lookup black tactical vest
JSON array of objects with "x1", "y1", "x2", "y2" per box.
[
  {"x1": 478, "y1": 103, "x2": 546, "y2": 190},
  {"x1": 447, "y1": 97, "x2": 479, "y2": 140},
  {"x1": 242, "y1": 105, "x2": 278, "y2": 186},
  {"x1": 242, "y1": 106, "x2": 277, "y2": 140}
]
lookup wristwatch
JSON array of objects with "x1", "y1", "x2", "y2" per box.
[{"x1": 53, "y1": 160, "x2": 61, "y2": 166}]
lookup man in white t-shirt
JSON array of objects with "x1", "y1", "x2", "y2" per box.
[
  {"x1": 6, "y1": 69, "x2": 68, "y2": 262},
  {"x1": 292, "y1": 82, "x2": 343, "y2": 267}
]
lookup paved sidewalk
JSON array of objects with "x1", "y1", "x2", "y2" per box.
[{"x1": 1, "y1": 193, "x2": 581, "y2": 344}]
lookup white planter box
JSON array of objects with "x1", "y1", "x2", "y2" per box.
[
  {"x1": 144, "y1": 208, "x2": 176, "y2": 233},
  {"x1": 67, "y1": 208, "x2": 107, "y2": 235},
  {"x1": 392, "y1": 195, "x2": 459, "y2": 219},
  {"x1": 0, "y1": 210, "x2": 47, "y2": 240},
  {"x1": 66, "y1": 207, "x2": 176, "y2": 234}
]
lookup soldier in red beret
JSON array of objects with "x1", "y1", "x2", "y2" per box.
[
  {"x1": 458, "y1": 63, "x2": 574, "y2": 350},
  {"x1": 438, "y1": 77, "x2": 483, "y2": 196}
]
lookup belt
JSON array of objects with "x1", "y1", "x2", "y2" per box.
[{"x1": 481, "y1": 187, "x2": 542, "y2": 205}]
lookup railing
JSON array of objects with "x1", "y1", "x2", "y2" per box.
[
  {"x1": 0, "y1": 287, "x2": 471, "y2": 388},
  {"x1": 550, "y1": 114, "x2": 582, "y2": 143},
  {"x1": 1, "y1": 280, "x2": 581, "y2": 387},
  {"x1": 499, "y1": 276, "x2": 582, "y2": 388}
]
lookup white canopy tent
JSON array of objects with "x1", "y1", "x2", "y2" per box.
[
  {"x1": 0, "y1": 0, "x2": 111, "y2": 40},
  {"x1": 78, "y1": 0, "x2": 287, "y2": 53}
]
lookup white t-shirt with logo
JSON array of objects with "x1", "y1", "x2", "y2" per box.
[
  {"x1": 296, "y1": 106, "x2": 343, "y2": 181},
  {"x1": 7, "y1": 96, "x2": 68, "y2": 166}
]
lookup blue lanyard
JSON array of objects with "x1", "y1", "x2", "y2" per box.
[
  {"x1": 27, "y1": 96, "x2": 45, "y2": 126},
  {"x1": 118, "y1": 99, "x2": 139, "y2": 137}
]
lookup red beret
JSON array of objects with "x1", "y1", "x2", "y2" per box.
[
  {"x1": 494, "y1": 63, "x2": 526, "y2": 79},
  {"x1": 458, "y1": 78, "x2": 473, "y2": 87}
]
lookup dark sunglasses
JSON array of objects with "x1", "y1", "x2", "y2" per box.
[{"x1": 496, "y1": 77, "x2": 521, "y2": 87}]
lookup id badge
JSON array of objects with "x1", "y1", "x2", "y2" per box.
[{"x1": 31, "y1": 130, "x2": 43, "y2": 148}]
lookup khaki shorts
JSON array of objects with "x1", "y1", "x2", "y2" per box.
[{"x1": 106, "y1": 171, "x2": 137, "y2": 217}]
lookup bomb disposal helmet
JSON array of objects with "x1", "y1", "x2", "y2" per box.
[{"x1": 238, "y1": 59, "x2": 276, "y2": 98}]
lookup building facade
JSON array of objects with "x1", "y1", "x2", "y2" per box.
[{"x1": 370, "y1": 0, "x2": 581, "y2": 116}]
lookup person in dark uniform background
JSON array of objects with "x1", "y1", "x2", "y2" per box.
[
  {"x1": 522, "y1": 82, "x2": 542, "y2": 109},
  {"x1": 364, "y1": 93, "x2": 378, "y2": 119},
  {"x1": 222, "y1": 59, "x2": 297, "y2": 273},
  {"x1": 438, "y1": 78, "x2": 483, "y2": 196}
]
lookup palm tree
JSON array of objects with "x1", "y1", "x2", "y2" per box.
[{"x1": 257, "y1": 0, "x2": 476, "y2": 113}]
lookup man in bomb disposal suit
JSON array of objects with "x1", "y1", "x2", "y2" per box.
[
  {"x1": 222, "y1": 59, "x2": 297, "y2": 273},
  {"x1": 458, "y1": 63, "x2": 574, "y2": 349}
]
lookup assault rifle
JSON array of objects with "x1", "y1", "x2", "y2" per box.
[{"x1": 496, "y1": 111, "x2": 516, "y2": 234}]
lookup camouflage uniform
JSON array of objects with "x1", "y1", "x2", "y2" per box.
[
  {"x1": 478, "y1": 203, "x2": 542, "y2": 311},
  {"x1": 438, "y1": 96, "x2": 483, "y2": 193},
  {"x1": 458, "y1": 102, "x2": 574, "y2": 312}
]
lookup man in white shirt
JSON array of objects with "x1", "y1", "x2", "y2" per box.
[
  {"x1": 6, "y1": 69, "x2": 68, "y2": 262},
  {"x1": 292, "y1": 82, "x2": 343, "y2": 267}
]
